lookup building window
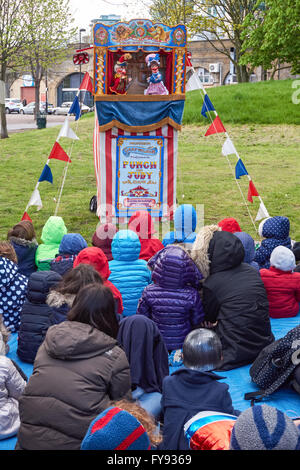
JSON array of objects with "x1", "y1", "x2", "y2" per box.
[{"x1": 198, "y1": 67, "x2": 213, "y2": 84}]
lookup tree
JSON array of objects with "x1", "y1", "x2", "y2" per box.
[
  {"x1": 240, "y1": 0, "x2": 300, "y2": 77},
  {"x1": 149, "y1": 0, "x2": 262, "y2": 82},
  {"x1": 150, "y1": 0, "x2": 195, "y2": 27},
  {"x1": 0, "y1": 0, "x2": 28, "y2": 139},
  {"x1": 17, "y1": 0, "x2": 76, "y2": 121}
]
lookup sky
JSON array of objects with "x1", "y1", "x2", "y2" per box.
[{"x1": 69, "y1": 0, "x2": 151, "y2": 32}]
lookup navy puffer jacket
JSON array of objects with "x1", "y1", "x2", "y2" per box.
[
  {"x1": 254, "y1": 216, "x2": 291, "y2": 269},
  {"x1": 17, "y1": 271, "x2": 62, "y2": 363},
  {"x1": 137, "y1": 245, "x2": 205, "y2": 351}
]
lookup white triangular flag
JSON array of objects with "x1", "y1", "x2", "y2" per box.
[
  {"x1": 27, "y1": 188, "x2": 43, "y2": 211},
  {"x1": 57, "y1": 116, "x2": 79, "y2": 141},
  {"x1": 222, "y1": 137, "x2": 237, "y2": 156},
  {"x1": 255, "y1": 201, "x2": 270, "y2": 221},
  {"x1": 186, "y1": 71, "x2": 204, "y2": 92}
]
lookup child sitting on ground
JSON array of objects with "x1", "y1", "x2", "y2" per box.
[
  {"x1": 0, "y1": 243, "x2": 28, "y2": 333},
  {"x1": 260, "y1": 246, "x2": 300, "y2": 319},
  {"x1": 108, "y1": 230, "x2": 151, "y2": 317},
  {"x1": 92, "y1": 223, "x2": 118, "y2": 262},
  {"x1": 7, "y1": 220, "x2": 38, "y2": 278},
  {"x1": 0, "y1": 315, "x2": 27, "y2": 440},
  {"x1": 160, "y1": 328, "x2": 240, "y2": 450},
  {"x1": 137, "y1": 245, "x2": 204, "y2": 352},
  {"x1": 254, "y1": 216, "x2": 292, "y2": 269},
  {"x1": 162, "y1": 204, "x2": 198, "y2": 249},
  {"x1": 73, "y1": 246, "x2": 124, "y2": 316},
  {"x1": 35, "y1": 216, "x2": 67, "y2": 271},
  {"x1": 128, "y1": 210, "x2": 164, "y2": 261},
  {"x1": 50, "y1": 233, "x2": 88, "y2": 276}
]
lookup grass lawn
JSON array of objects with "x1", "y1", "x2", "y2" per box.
[{"x1": 0, "y1": 81, "x2": 299, "y2": 244}]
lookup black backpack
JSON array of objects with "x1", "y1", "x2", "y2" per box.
[
  {"x1": 244, "y1": 325, "x2": 300, "y2": 405},
  {"x1": 89, "y1": 195, "x2": 97, "y2": 213}
]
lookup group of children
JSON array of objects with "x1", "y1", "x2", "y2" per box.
[{"x1": 0, "y1": 206, "x2": 300, "y2": 450}]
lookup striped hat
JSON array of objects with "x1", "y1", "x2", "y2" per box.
[
  {"x1": 81, "y1": 406, "x2": 151, "y2": 450},
  {"x1": 230, "y1": 405, "x2": 300, "y2": 450}
]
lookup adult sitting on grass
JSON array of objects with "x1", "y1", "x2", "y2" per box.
[
  {"x1": 191, "y1": 225, "x2": 274, "y2": 371},
  {"x1": 15, "y1": 284, "x2": 132, "y2": 450}
]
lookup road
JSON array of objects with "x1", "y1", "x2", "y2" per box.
[{"x1": 4, "y1": 113, "x2": 76, "y2": 133}]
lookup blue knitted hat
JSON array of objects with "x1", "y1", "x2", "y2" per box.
[
  {"x1": 230, "y1": 405, "x2": 300, "y2": 450},
  {"x1": 81, "y1": 406, "x2": 151, "y2": 450}
]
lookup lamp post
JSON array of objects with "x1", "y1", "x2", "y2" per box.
[{"x1": 79, "y1": 28, "x2": 86, "y2": 104}]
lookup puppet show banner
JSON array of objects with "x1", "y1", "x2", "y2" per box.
[{"x1": 116, "y1": 136, "x2": 164, "y2": 217}]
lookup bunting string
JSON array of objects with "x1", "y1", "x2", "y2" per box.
[{"x1": 186, "y1": 60, "x2": 270, "y2": 232}]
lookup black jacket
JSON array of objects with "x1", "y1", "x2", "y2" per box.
[
  {"x1": 202, "y1": 231, "x2": 274, "y2": 371},
  {"x1": 17, "y1": 271, "x2": 62, "y2": 363}
]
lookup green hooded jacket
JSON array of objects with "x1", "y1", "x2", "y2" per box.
[{"x1": 35, "y1": 216, "x2": 67, "y2": 271}]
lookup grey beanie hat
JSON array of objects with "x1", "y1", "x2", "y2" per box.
[{"x1": 230, "y1": 405, "x2": 300, "y2": 450}]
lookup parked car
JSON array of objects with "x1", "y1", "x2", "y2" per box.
[
  {"x1": 52, "y1": 101, "x2": 90, "y2": 115},
  {"x1": 20, "y1": 101, "x2": 46, "y2": 114},
  {"x1": 5, "y1": 98, "x2": 23, "y2": 114}
]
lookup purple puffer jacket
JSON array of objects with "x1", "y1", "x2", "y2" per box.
[{"x1": 137, "y1": 245, "x2": 205, "y2": 351}]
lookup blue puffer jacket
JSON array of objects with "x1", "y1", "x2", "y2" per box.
[
  {"x1": 9, "y1": 237, "x2": 38, "y2": 278},
  {"x1": 137, "y1": 245, "x2": 205, "y2": 351},
  {"x1": 108, "y1": 230, "x2": 152, "y2": 317},
  {"x1": 0, "y1": 257, "x2": 28, "y2": 333},
  {"x1": 17, "y1": 271, "x2": 62, "y2": 363},
  {"x1": 50, "y1": 233, "x2": 88, "y2": 276},
  {"x1": 254, "y1": 216, "x2": 291, "y2": 269},
  {"x1": 234, "y1": 232, "x2": 259, "y2": 271},
  {"x1": 163, "y1": 205, "x2": 197, "y2": 247}
]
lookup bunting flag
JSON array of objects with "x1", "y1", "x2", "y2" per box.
[
  {"x1": 27, "y1": 188, "x2": 43, "y2": 211},
  {"x1": 57, "y1": 116, "x2": 79, "y2": 141},
  {"x1": 235, "y1": 159, "x2": 248, "y2": 179},
  {"x1": 255, "y1": 201, "x2": 270, "y2": 221},
  {"x1": 79, "y1": 72, "x2": 93, "y2": 93},
  {"x1": 201, "y1": 94, "x2": 215, "y2": 118},
  {"x1": 186, "y1": 71, "x2": 204, "y2": 92},
  {"x1": 68, "y1": 95, "x2": 81, "y2": 121},
  {"x1": 205, "y1": 116, "x2": 226, "y2": 136},
  {"x1": 21, "y1": 211, "x2": 32, "y2": 222},
  {"x1": 222, "y1": 137, "x2": 236, "y2": 156},
  {"x1": 38, "y1": 164, "x2": 53, "y2": 183},
  {"x1": 48, "y1": 142, "x2": 72, "y2": 163},
  {"x1": 247, "y1": 180, "x2": 259, "y2": 203}
]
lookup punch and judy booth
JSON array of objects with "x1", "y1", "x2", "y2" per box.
[{"x1": 93, "y1": 19, "x2": 187, "y2": 221}]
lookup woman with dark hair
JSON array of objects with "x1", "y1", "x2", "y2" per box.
[
  {"x1": 15, "y1": 284, "x2": 131, "y2": 450},
  {"x1": 7, "y1": 220, "x2": 38, "y2": 277}
]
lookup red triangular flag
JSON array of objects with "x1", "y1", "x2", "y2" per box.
[
  {"x1": 21, "y1": 211, "x2": 32, "y2": 222},
  {"x1": 49, "y1": 142, "x2": 71, "y2": 163},
  {"x1": 79, "y1": 72, "x2": 93, "y2": 93},
  {"x1": 205, "y1": 116, "x2": 226, "y2": 136},
  {"x1": 247, "y1": 180, "x2": 259, "y2": 203}
]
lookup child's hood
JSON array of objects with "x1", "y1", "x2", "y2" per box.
[
  {"x1": 73, "y1": 246, "x2": 110, "y2": 280},
  {"x1": 41, "y1": 216, "x2": 67, "y2": 245},
  {"x1": 111, "y1": 229, "x2": 141, "y2": 262},
  {"x1": 59, "y1": 233, "x2": 87, "y2": 255},
  {"x1": 260, "y1": 216, "x2": 290, "y2": 240},
  {"x1": 174, "y1": 204, "x2": 197, "y2": 241},
  {"x1": 234, "y1": 232, "x2": 256, "y2": 264},
  {"x1": 0, "y1": 256, "x2": 20, "y2": 287},
  {"x1": 128, "y1": 211, "x2": 156, "y2": 239}
]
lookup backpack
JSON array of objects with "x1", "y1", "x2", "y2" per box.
[
  {"x1": 244, "y1": 325, "x2": 300, "y2": 405},
  {"x1": 89, "y1": 195, "x2": 97, "y2": 213}
]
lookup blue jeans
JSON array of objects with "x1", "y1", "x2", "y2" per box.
[{"x1": 132, "y1": 386, "x2": 162, "y2": 419}]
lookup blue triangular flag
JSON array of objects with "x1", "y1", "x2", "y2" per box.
[
  {"x1": 235, "y1": 159, "x2": 248, "y2": 179},
  {"x1": 68, "y1": 95, "x2": 81, "y2": 121},
  {"x1": 38, "y1": 164, "x2": 53, "y2": 183},
  {"x1": 201, "y1": 94, "x2": 215, "y2": 118}
]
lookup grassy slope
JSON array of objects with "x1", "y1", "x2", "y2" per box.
[
  {"x1": 183, "y1": 79, "x2": 300, "y2": 125},
  {"x1": 0, "y1": 80, "x2": 299, "y2": 243}
]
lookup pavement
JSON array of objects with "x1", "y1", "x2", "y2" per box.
[{"x1": 4, "y1": 113, "x2": 75, "y2": 133}]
